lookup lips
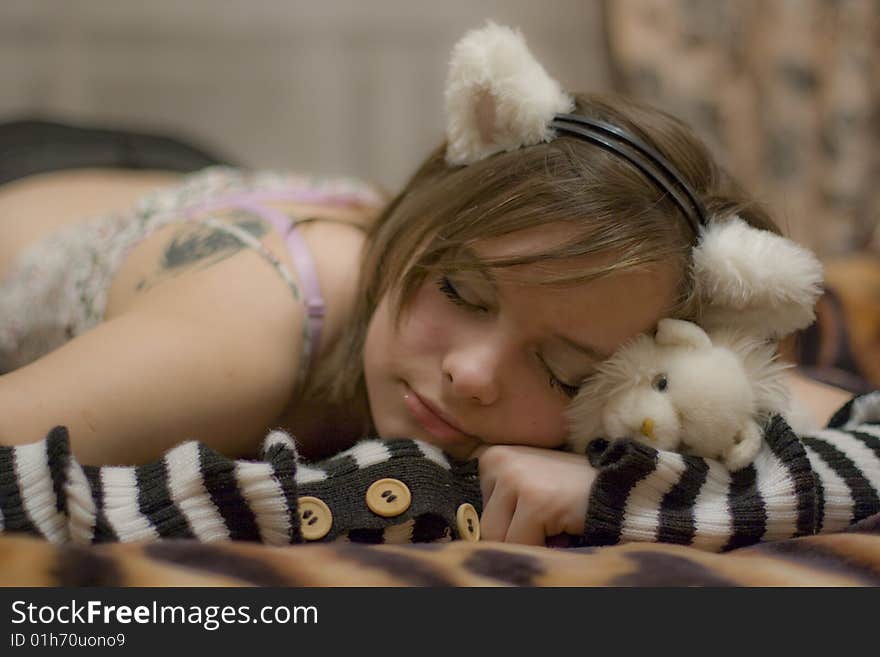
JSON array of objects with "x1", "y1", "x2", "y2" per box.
[{"x1": 402, "y1": 383, "x2": 471, "y2": 443}]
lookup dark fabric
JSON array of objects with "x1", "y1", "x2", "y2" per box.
[
  {"x1": 788, "y1": 255, "x2": 880, "y2": 394},
  {"x1": 134, "y1": 460, "x2": 195, "y2": 540},
  {"x1": 197, "y1": 442, "x2": 262, "y2": 542},
  {"x1": 81, "y1": 463, "x2": 118, "y2": 543},
  {"x1": 722, "y1": 464, "x2": 766, "y2": 552},
  {"x1": 0, "y1": 118, "x2": 234, "y2": 185}
]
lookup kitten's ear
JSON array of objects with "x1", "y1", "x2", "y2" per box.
[
  {"x1": 655, "y1": 319, "x2": 712, "y2": 350},
  {"x1": 692, "y1": 217, "x2": 824, "y2": 340},
  {"x1": 444, "y1": 22, "x2": 573, "y2": 166}
]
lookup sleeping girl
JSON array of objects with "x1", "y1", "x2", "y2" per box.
[{"x1": 0, "y1": 24, "x2": 875, "y2": 548}]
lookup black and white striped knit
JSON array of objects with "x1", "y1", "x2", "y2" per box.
[
  {"x1": 1, "y1": 393, "x2": 879, "y2": 550},
  {"x1": 580, "y1": 391, "x2": 880, "y2": 551},
  {"x1": 0, "y1": 429, "x2": 482, "y2": 545}
]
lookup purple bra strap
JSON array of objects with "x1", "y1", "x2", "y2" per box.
[
  {"x1": 252, "y1": 203, "x2": 325, "y2": 359},
  {"x1": 183, "y1": 193, "x2": 325, "y2": 364}
]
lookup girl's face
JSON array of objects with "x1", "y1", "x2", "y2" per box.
[{"x1": 363, "y1": 223, "x2": 679, "y2": 460}]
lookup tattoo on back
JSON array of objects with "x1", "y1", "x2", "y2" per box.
[
  {"x1": 161, "y1": 217, "x2": 266, "y2": 270},
  {"x1": 136, "y1": 212, "x2": 269, "y2": 293}
]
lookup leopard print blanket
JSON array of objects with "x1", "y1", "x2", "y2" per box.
[{"x1": 3, "y1": 511, "x2": 878, "y2": 586}]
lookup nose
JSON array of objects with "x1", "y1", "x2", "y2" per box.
[{"x1": 442, "y1": 340, "x2": 502, "y2": 405}]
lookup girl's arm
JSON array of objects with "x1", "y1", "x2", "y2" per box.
[
  {"x1": 475, "y1": 384, "x2": 880, "y2": 549},
  {"x1": 0, "y1": 242, "x2": 304, "y2": 466},
  {"x1": 785, "y1": 369, "x2": 855, "y2": 427},
  {"x1": 582, "y1": 391, "x2": 880, "y2": 550},
  {"x1": 0, "y1": 427, "x2": 481, "y2": 545}
]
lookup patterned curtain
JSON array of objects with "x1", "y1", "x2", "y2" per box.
[{"x1": 602, "y1": 0, "x2": 879, "y2": 257}]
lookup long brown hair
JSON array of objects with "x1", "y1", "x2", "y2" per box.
[{"x1": 308, "y1": 92, "x2": 780, "y2": 419}]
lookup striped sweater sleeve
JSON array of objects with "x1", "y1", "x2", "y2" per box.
[
  {"x1": 580, "y1": 391, "x2": 880, "y2": 551},
  {"x1": 0, "y1": 427, "x2": 481, "y2": 545}
]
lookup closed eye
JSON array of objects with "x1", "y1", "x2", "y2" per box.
[
  {"x1": 549, "y1": 374, "x2": 580, "y2": 399},
  {"x1": 440, "y1": 274, "x2": 580, "y2": 398},
  {"x1": 437, "y1": 275, "x2": 488, "y2": 313},
  {"x1": 537, "y1": 354, "x2": 581, "y2": 399}
]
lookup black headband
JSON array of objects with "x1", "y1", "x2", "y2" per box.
[{"x1": 548, "y1": 114, "x2": 708, "y2": 234}]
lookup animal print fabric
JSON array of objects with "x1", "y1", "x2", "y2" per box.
[{"x1": 2, "y1": 513, "x2": 879, "y2": 586}]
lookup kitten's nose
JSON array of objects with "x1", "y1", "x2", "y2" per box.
[{"x1": 640, "y1": 418, "x2": 655, "y2": 441}]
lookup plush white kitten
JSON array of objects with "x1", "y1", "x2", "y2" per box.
[{"x1": 566, "y1": 319, "x2": 794, "y2": 471}]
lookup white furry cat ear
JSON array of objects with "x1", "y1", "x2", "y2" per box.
[
  {"x1": 693, "y1": 216, "x2": 824, "y2": 340},
  {"x1": 444, "y1": 22, "x2": 574, "y2": 166}
]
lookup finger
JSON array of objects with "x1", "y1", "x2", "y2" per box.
[
  {"x1": 470, "y1": 444, "x2": 490, "y2": 459},
  {"x1": 479, "y1": 469, "x2": 496, "y2": 504},
  {"x1": 476, "y1": 454, "x2": 498, "y2": 502},
  {"x1": 504, "y1": 504, "x2": 547, "y2": 546},
  {"x1": 479, "y1": 485, "x2": 517, "y2": 542}
]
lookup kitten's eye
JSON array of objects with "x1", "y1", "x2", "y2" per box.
[{"x1": 652, "y1": 373, "x2": 668, "y2": 392}]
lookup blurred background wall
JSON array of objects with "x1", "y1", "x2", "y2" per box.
[
  {"x1": 0, "y1": 1, "x2": 609, "y2": 193},
  {"x1": 1, "y1": 0, "x2": 877, "y2": 256}
]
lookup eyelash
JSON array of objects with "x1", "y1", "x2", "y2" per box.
[
  {"x1": 547, "y1": 373, "x2": 581, "y2": 399},
  {"x1": 437, "y1": 275, "x2": 580, "y2": 399},
  {"x1": 437, "y1": 275, "x2": 487, "y2": 312}
]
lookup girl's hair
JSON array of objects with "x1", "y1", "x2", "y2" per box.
[{"x1": 308, "y1": 92, "x2": 780, "y2": 414}]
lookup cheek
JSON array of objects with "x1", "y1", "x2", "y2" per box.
[
  {"x1": 363, "y1": 299, "x2": 390, "y2": 376},
  {"x1": 398, "y1": 288, "x2": 454, "y2": 353},
  {"x1": 363, "y1": 285, "x2": 453, "y2": 380},
  {"x1": 499, "y1": 392, "x2": 570, "y2": 448},
  {"x1": 537, "y1": 404, "x2": 570, "y2": 447}
]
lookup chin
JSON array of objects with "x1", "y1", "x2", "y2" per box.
[
  {"x1": 371, "y1": 414, "x2": 407, "y2": 441},
  {"x1": 425, "y1": 439, "x2": 480, "y2": 462},
  {"x1": 372, "y1": 411, "x2": 424, "y2": 443},
  {"x1": 381, "y1": 417, "x2": 478, "y2": 461}
]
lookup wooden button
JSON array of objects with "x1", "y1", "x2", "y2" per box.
[
  {"x1": 456, "y1": 503, "x2": 480, "y2": 541},
  {"x1": 365, "y1": 478, "x2": 412, "y2": 517},
  {"x1": 297, "y1": 496, "x2": 332, "y2": 540}
]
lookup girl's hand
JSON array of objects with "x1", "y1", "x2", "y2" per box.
[{"x1": 475, "y1": 444, "x2": 597, "y2": 545}]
